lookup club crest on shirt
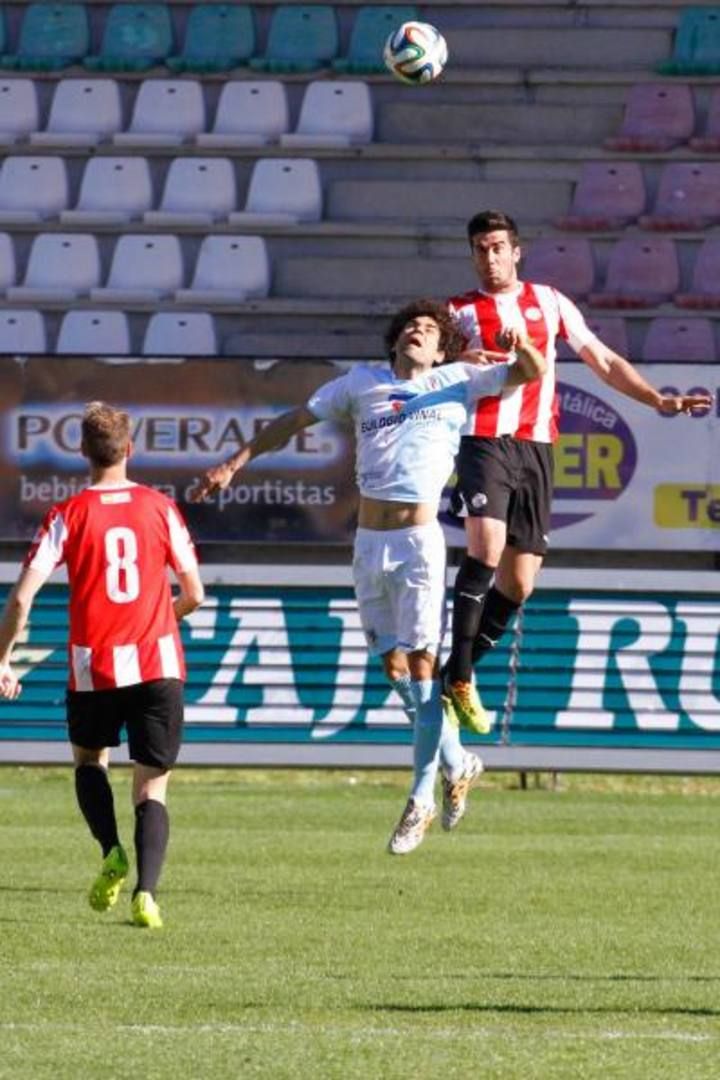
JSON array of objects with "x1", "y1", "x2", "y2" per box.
[{"x1": 524, "y1": 307, "x2": 543, "y2": 321}]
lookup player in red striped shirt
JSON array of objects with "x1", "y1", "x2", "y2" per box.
[
  {"x1": 0, "y1": 402, "x2": 204, "y2": 928},
  {"x1": 444, "y1": 210, "x2": 712, "y2": 732}
]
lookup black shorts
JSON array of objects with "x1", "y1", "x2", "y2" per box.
[
  {"x1": 67, "y1": 679, "x2": 184, "y2": 770},
  {"x1": 451, "y1": 435, "x2": 553, "y2": 556}
]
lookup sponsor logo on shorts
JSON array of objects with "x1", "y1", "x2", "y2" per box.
[{"x1": 471, "y1": 492, "x2": 488, "y2": 509}]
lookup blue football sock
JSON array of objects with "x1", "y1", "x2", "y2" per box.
[
  {"x1": 410, "y1": 678, "x2": 443, "y2": 808},
  {"x1": 439, "y1": 714, "x2": 465, "y2": 781},
  {"x1": 390, "y1": 673, "x2": 416, "y2": 721}
]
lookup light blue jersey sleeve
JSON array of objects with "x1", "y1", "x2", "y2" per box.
[
  {"x1": 306, "y1": 369, "x2": 356, "y2": 422},
  {"x1": 461, "y1": 360, "x2": 511, "y2": 402}
]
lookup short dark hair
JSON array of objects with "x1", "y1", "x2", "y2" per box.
[
  {"x1": 81, "y1": 401, "x2": 131, "y2": 467},
  {"x1": 384, "y1": 298, "x2": 465, "y2": 364},
  {"x1": 466, "y1": 210, "x2": 520, "y2": 249}
]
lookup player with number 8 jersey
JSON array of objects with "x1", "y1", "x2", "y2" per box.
[{"x1": 26, "y1": 484, "x2": 197, "y2": 691}]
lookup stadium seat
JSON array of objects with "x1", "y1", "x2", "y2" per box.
[
  {"x1": 658, "y1": 6, "x2": 720, "y2": 75},
  {"x1": 113, "y1": 79, "x2": 205, "y2": 147},
  {"x1": 588, "y1": 237, "x2": 680, "y2": 308},
  {"x1": 641, "y1": 316, "x2": 716, "y2": 362},
  {"x1": 555, "y1": 163, "x2": 646, "y2": 231},
  {"x1": 142, "y1": 312, "x2": 218, "y2": 355},
  {"x1": 230, "y1": 159, "x2": 322, "y2": 225},
  {"x1": 84, "y1": 3, "x2": 173, "y2": 72},
  {"x1": 249, "y1": 5, "x2": 338, "y2": 73},
  {"x1": 556, "y1": 315, "x2": 631, "y2": 361},
  {"x1": 0, "y1": 309, "x2": 46, "y2": 353},
  {"x1": 144, "y1": 158, "x2": 236, "y2": 226},
  {"x1": 604, "y1": 83, "x2": 695, "y2": 152},
  {"x1": 30, "y1": 79, "x2": 122, "y2": 147},
  {"x1": 167, "y1": 4, "x2": 255, "y2": 73},
  {"x1": 7, "y1": 233, "x2": 100, "y2": 302},
  {"x1": 675, "y1": 237, "x2": 720, "y2": 308},
  {"x1": 196, "y1": 81, "x2": 289, "y2": 148},
  {"x1": 0, "y1": 156, "x2": 67, "y2": 223},
  {"x1": 0, "y1": 79, "x2": 39, "y2": 145},
  {"x1": 175, "y1": 236, "x2": 270, "y2": 304},
  {"x1": 333, "y1": 5, "x2": 417, "y2": 73},
  {"x1": 521, "y1": 237, "x2": 595, "y2": 299},
  {"x1": 280, "y1": 81, "x2": 373, "y2": 148},
  {"x1": 56, "y1": 310, "x2": 132, "y2": 355},
  {"x1": 1, "y1": 3, "x2": 88, "y2": 71},
  {"x1": 689, "y1": 87, "x2": 720, "y2": 152},
  {"x1": 61, "y1": 157, "x2": 152, "y2": 226},
  {"x1": 91, "y1": 235, "x2": 184, "y2": 303},
  {"x1": 639, "y1": 162, "x2": 720, "y2": 230}
]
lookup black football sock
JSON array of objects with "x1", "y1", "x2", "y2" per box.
[
  {"x1": 134, "y1": 799, "x2": 170, "y2": 898},
  {"x1": 74, "y1": 763, "x2": 120, "y2": 857},
  {"x1": 472, "y1": 586, "x2": 522, "y2": 662},
  {"x1": 446, "y1": 556, "x2": 495, "y2": 683}
]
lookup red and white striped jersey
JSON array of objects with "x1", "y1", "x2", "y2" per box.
[
  {"x1": 25, "y1": 482, "x2": 198, "y2": 692},
  {"x1": 447, "y1": 281, "x2": 597, "y2": 443}
]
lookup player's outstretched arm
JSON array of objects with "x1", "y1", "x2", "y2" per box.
[
  {"x1": 0, "y1": 567, "x2": 46, "y2": 700},
  {"x1": 499, "y1": 328, "x2": 548, "y2": 386},
  {"x1": 190, "y1": 405, "x2": 319, "y2": 503},
  {"x1": 581, "y1": 342, "x2": 713, "y2": 414}
]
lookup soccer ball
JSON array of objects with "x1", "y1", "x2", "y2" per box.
[{"x1": 383, "y1": 21, "x2": 448, "y2": 86}]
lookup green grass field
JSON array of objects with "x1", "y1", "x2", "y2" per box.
[{"x1": 2, "y1": 766, "x2": 720, "y2": 1079}]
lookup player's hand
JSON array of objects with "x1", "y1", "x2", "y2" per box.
[
  {"x1": 460, "y1": 347, "x2": 509, "y2": 367},
  {"x1": 657, "y1": 393, "x2": 713, "y2": 416},
  {"x1": 188, "y1": 462, "x2": 237, "y2": 503},
  {"x1": 495, "y1": 327, "x2": 527, "y2": 352},
  {"x1": 0, "y1": 664, "x2": 21, "y2": 700}
]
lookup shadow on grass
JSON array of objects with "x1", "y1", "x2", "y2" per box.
[
  {"x1": 371, "y1": 1004, "x2": 720, "y2": 1017},
  {"x1": 470, "y1": 971, "x2": 720, "y2": 985}
]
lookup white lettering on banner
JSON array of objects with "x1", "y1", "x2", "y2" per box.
[
  {"x1": 675, "y1": 603, "x2": 720, "y2": 730},
  {"x1": 311, "y1": 603, "x2": 369, "y2": 737},
  {"x1": 185, "y1": 598, "x2": 313, "y2": 725},
  {"x1": 556, "y1": 601, "x2": 681, "y2": 730}
]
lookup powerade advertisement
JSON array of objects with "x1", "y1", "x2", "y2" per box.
[{"x1": 0, "y1": 357, "x2": 716, "y2": 549}]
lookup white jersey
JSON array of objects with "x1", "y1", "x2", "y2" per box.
[{"x1": 307, "y1": 361, "x2": 509, "y2": 504}]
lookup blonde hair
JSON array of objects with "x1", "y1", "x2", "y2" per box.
[{"x1": 81, "y1": 401, "x2": 131, "y2": 467}]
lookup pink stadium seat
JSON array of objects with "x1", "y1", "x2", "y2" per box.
[
  {"x1": 604, "y1": 83, "x2": 695, "y2": 152},
  {"x1": 556, "y1": 315, "x2": 629, "y2": 360},
  {"x1": 588, "y1": 236, "x2": 680, "y2": 308},
  {"x1": 689, "y1": 87, "x2": 720, "y2": 152},
  {"x1": 641, "y1": 317, "x2": 716, "y2": 363},
  {"x1": 521, "y1": 237, "x2": 594, "y2": 299},
  {"x1": 674, "y1": 237, "x2": 720, "y2": 308},
  {"x1": 555, "y1": 162, "x2": 646, "y2": 231},
  {"x1": 639, "y1": 162, "x2": 720, "y2": 230}
]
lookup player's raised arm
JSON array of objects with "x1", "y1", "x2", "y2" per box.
[
  {"x1": 580, "y1": 340, "x2": 713, "y2": 415},
  {"x1": 499, "y1": 327, "x2": 548, "y2": 386},
  {"x1": 190, "y1": 405, "x2": 319, "y2": 502},
  {"x1": 0, "y1": 566, "x2": 47, "y2": 699}
]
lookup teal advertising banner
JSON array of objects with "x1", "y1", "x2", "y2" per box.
[{"x1": 1, "y1": 581, "x2": 719, "y2": 770}]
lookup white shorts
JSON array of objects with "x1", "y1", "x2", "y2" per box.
[{"x1": 352, "y1": 520, "x2": 447, "y2": 657}]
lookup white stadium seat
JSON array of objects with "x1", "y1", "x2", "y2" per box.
[
  {"x1": 144, "y1": 158, "x2": 235, "y2": 226},
  {"x1": 91, "y1": 235, "x2": 184, "y2": 303},
  {"x1": 113, "y1": 80, "x2": 205, "y2": 147},
  {"x1": 230, "y1": 158, "x2": 322, "y2": 225},
  {"x1": 281, "y1": 81, "x2": 373, "y2": 148},
  {"x1": 142, "y1": 312, "x2": 218, "y2": 356},
  {"x1": 56, "y1": 310, "x2": 132, "y2": 355},
  {"x1": 0, "y1": 79, "x2": 39, "y2": 145},
  {"x1": 7, "y1": 233, "x2": 100, "y2": 302},
  {"x1": 196, "y1": 81, "x2": 289, "y2": 148},
  {"x1": 175, "y1": 236, "x2": 270, "y2": 304},
  {"x1": 30, "y1": 79, "x2": 122, "y2": 147},
  {"x1": 0, "y1": 157, "x2": 67, "y2": 223},
  {"x1": 0, "y1": 309, "x2": 46, "y2": 353},
  {"x1": 61, "y1": 157, "x2": 153, "y2": 225}
]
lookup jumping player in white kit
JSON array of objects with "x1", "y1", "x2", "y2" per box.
[{"x1": 192, "y1": 299, "x2": 546, "y2": 854}]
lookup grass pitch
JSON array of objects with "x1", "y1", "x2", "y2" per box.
[{"x1": 2, "y1": 766, "x2": 720, "y2": 1079}]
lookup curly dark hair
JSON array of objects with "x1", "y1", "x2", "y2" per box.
[{"x1": 384, "y1": 298, "x2": 465, "y2": 365}]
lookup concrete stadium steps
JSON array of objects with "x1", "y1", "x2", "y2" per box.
[{"x1": 376, "y1": 102, "x2": 623, "y2": 145}]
